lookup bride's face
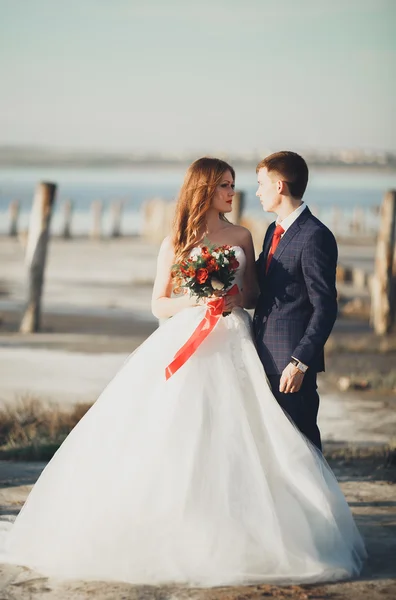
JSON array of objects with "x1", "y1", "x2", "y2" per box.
[{"x1": 211, "y1": 170, "x2": 235, "y2": 213}]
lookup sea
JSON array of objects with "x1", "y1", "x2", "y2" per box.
[{"x1": 0, "y1": 167, "x2": 396, "y2": 237}]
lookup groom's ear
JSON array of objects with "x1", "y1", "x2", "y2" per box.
[{"x1": 276, "y1": 179, "x2": 287, "y2": 194}]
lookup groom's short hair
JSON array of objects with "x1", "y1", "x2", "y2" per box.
[{"x1": 256, "y1": 151, "x2": 309, "y2": 199}]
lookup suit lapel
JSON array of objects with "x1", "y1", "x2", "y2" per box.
[
  {"x1": 263, "y1": 222, "x2": 275, "y2": 261},
  {"x1": 267, "y1": 208, "x2": 311, "y2": 277}
]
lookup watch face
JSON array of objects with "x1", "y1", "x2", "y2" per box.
[{"x1": 291, "y1": 358, "x2": 307, "y2": 372}]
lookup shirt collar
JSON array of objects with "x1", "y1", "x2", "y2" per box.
[{"x1": 277, "y1": 203, "x2": 307, "y2": 233}]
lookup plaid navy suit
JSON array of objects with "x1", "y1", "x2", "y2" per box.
[{"x1": 253, "y1": 207, "x2": 338, "y2": 449}]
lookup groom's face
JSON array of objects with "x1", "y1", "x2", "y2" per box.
[{"x1": 256, "y1": 168, "x2": 280, "y2": 213}]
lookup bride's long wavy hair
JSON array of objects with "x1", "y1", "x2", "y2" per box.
[{"x1": 172, "y1": 157, "x2": 235, "y2": 262}]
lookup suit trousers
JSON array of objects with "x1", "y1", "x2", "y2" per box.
[{"x1": 267, "y1": 372, "x2": 322, "y2": 451}]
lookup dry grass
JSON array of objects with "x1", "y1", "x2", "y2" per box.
[
  {"x1": 324, "y1": 442, "x2": 396, "y2": 461},
  {"x1": 323, "y1": 442, "x2": 396, "y2": 482},
  {"x1": 1, "y1": 396, "x2": 396, "y2": 470},
  {"x1": 0, "y1": 396, "x2": 92, "y2": 461}
]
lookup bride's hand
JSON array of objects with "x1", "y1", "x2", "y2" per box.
[
  {"x1": 223, "y1": 290, "x2": 243, "y2": 312},
  {"x1": 189, "y1": 291, "x2": 243, "y2": 310}
]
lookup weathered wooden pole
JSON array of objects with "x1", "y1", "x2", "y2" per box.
[
  {"x1": 8, "y1": 199, "x2": 20, "y2": 236},
  {"x1": 228, "y1": 191, "x2": 245, "y2": 225},
  {"x1": 110, "y1": 200, "x2": 124, "y2": 237},
  {"x1": 370, "y1": 190, "x2": 396, "y2": 335},
  {"x1": 392, "y1": 232, "x2": 396, "y2": 327},
  {"x1": 166, "y1": 201, "x2": 176, "y2": 236},
  {"x1": 370, "y1": 205, "x2": 381, "y2": 236},
  {"x1": 90, "y1": 200, "x2": 103, "y2": 239},
  {"x1": 62, "y1": 199, "x2": 73, "y2": 239},
  {"x1": 142, "y1": 198, "x2": 167, "y2": 242},
  {"x1": 20, "y1": 182, "x2": 57, "y2": 333},
  {"x1": 352, "y1": 206, "x2": 364, "y2": 234}
]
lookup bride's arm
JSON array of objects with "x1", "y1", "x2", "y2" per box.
[
  {"x1": 240, "y1": 229, "x2": 260, "y2": 309},
  {"x1": 151, "y1": 237, "x2": 199, "y2": 319}
]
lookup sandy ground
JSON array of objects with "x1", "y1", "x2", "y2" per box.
[{"x1": 0, "y1": 236, "x2": 395, "y2": 599}]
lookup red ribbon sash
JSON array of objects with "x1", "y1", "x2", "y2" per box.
[{"x1": 165, "y1": 284, "x2": 239, "y2": 380}]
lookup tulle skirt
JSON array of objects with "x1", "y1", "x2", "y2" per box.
[{"x1": 0, "y1": 306, "x2": 366, "y2": 586}]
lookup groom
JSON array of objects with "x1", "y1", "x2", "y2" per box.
[{"x1": 253, "y1": 151, "x2": 338, "y2": 450}]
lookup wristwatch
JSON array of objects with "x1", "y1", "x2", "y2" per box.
[{"x1": 290, "y1": 357, "x2": 308, "y2": 373}]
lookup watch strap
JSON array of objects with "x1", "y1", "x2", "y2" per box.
[{"x1": 290, "y1": 357, "x2": 308, "y2": 373}]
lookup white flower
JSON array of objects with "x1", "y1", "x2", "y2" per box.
[
  {"x1": 224, "y1": 250, "x2": 229, "y2": 255},
  {"x1": 212, "y1": 252, "x2": 219, "y2": 259},
  {"x1": 211, "y1": 278, "x2": 225, "y2": 290},
  {"x1": 223, "y1": 258, "x2": 229, "y2": 265},
  {"x1": 192, "y1": 255, "x2": 198, "y2": 261}
]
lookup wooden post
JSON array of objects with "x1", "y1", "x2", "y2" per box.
[
  {"x1": 166, "y1": 201, "x2": 176, "y2": 236},
  {"x1": 240, "y1": 216, "x2": 270, "y2": 256},
  {"x1": 8, "y1": 199, "x2": 20, "y2": 236},
  {"x1": 370, "y1": 190, "x2": 396, "y2": 335},
  {"x1": 352, "y1": 267, "x2": 369, "y2": 290},
  {"x1": 392, "y1": 238, "x2": 396, "y2": 327},
  {"x1": 336, "y1": 264, "x2": 353, "y2": 284},
  {"x1": 20, "y1": 182, "x2": 57, "y2": 333},
  {"x1": 352, "y1": 206, "x2": 364, "y2": 234},
  {"x1": 370, "y1": 205, "x2": 381, "y2": 236},
  {"x1": 110, "y1": 200, "x2": 124, "y2": 237},
  {"x1": 90, "y1": 200, "x2": 103, "y2": 239},
  {"x1": 62, "y1": 199, "x2": 73, "y2": 239},
  {"x1": 228, "y1": 191, "x2": 245, "y2": 225},
  {"x1": 142, "y1": 198, "x2": 166, "y2": 242}
]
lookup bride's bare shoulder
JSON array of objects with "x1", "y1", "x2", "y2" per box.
[
  {"x1": 222, "y1": 223, "x2": 253, "y2": 247},
  {"x1": 157, "y1": 236, "x2": 175, "y2": 264},
  {"x1": 160, "y1": 235, "x2": 173, "y2": 251}
]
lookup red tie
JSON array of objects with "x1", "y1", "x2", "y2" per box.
[{"x1": 266, "y1": 224, "x2": 285, "y2": 273}]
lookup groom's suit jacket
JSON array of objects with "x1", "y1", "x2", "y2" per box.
[{"x1": 253, "y1": 207, "x2": 338, "y2": 375}]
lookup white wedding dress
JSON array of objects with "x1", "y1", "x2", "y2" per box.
[{"x1": 0, "y1": 246, "x2": 366, "y2": 586}]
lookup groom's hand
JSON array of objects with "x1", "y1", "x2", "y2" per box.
[{"x1": 279, "y1": 363, "x2": 305, "y2": 394}]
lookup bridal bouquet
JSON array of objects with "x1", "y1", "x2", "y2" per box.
[{"x1": 172, "y1": 242, "x2": 240, "y2": 300}]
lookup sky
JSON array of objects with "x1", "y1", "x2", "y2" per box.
[{"x1": 0, "y1": 0, "x2": 395, "y2": 155}]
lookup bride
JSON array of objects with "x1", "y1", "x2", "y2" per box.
[{"x1": 0, "y1": 157, "x2": 366, "y2": 587}]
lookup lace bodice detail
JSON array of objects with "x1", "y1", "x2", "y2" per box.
[{"x1": 190, "y1": 245, "x2": 246, "y2": 292}]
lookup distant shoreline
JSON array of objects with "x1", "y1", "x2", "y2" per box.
[
  {"x1": 1, "y1": 162, "x2": 396, "y2": 174},
  {"x1": 0, "y1": 145, "x2": 395, "y2": 173}
]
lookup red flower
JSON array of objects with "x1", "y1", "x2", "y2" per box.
[
  {"x1": 201, "y1": 246, "x2": 211, "y2": 259},
  {"x1": 196, "y1": 268, "x2": 209, "y2": 284},
  {"x1": 179, "y1": 261, "x2": 189, "y2": 275},
  {"x1": 206, "y1": 258, "x2": 219, "y2": 273},
  {"x1": 230, "y1": 257, "x2": 239, "y2": 270},
  {"x1": 186, "y1": 266, "x2": 196, "y2": 277}
]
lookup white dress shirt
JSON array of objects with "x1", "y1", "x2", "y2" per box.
[{"x1": 277, "y1": 203, "x2": 307, "y2": 235}]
